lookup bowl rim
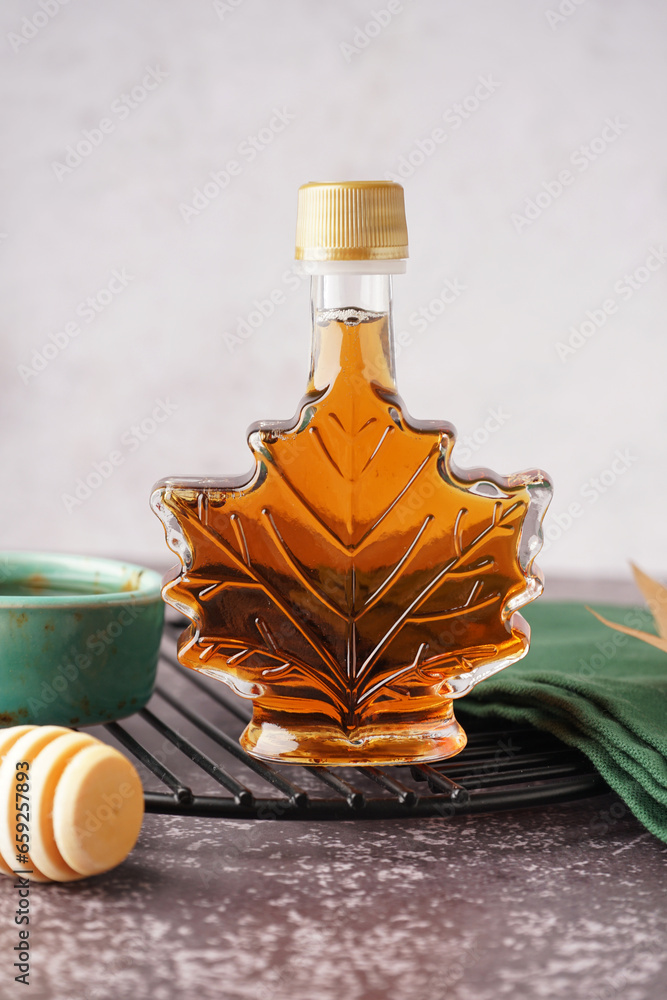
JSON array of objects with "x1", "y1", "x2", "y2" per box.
[{"x1": 0, "y1": 551, "x2": 163, "y2": 608}]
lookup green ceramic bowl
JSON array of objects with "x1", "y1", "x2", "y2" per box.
[{"x1": 0, "y1": 552, "x2": 164, "y2": 728}]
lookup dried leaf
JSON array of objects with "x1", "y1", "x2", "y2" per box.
[
  {"x1": 587, "y1": 607, "x2": 667, "y2": 655},
  {"x1": 588, "y1": 564, "x2": 667, "y2": 656},
  {"x1": 630, "y1": 563, "x2": 667, "y2": 640}
]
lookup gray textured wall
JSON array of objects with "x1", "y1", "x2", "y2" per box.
[{"x1": 2, "y1": 0, "x2": 665, "y2": 577}]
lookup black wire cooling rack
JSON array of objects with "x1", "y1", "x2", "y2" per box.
[{"x1": 97, "y1": 616, "x2": 609, "y2": 821}]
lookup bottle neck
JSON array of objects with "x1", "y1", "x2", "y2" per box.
[{"x1": 307, "y1": 272, "x2": 398, "y2": 394}]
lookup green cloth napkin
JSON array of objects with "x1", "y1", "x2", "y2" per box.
[{"x1": 458, "y1": 601, "x2": 667, "y2": 843}]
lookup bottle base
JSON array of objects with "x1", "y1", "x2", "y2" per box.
[{"x1": 240, "y1": 712, "x2": 467, "y2": 766}]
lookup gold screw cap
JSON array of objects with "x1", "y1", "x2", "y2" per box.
[{"x1": 295, "y1": 181, "x2": 408, "y2": 261}]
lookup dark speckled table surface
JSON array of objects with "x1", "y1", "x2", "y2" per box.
[{"x1": 1, "y1": 578, "x2": 666, "y2": 1000}]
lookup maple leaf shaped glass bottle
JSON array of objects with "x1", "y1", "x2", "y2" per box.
[{"x1": 151, "y1": 181, "x2": 552, "y2": 766}]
